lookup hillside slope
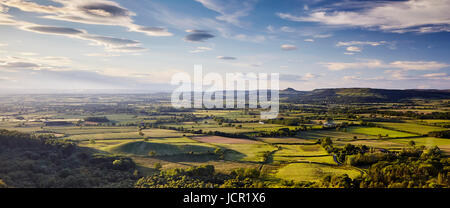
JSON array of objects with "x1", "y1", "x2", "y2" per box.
[
  {"x1": 280, "y1": 88, "x2": 450, "y2": 104},
  {"x1": 0, "y1": 129, "x2": 138, "y2": 188}
]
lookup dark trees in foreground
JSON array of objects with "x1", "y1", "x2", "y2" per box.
[{"x1": 0, "y1": 129, "x2": 137, "y2": 188}]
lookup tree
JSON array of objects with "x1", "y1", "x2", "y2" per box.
[
  {"x1": 408, "y1": 140, "x2": 416, "y2": 147},
  {"x1": 0, "y1": 179, "x2": 7, "y2": 188},
  {"x1": 154, "y1": 162, "x2": 162, "y2": 170}
]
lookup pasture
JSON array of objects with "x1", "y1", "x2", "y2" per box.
[
  {"x1": 275, "y1": 163, "x2": 361, "y2": 182},
  {"x1": 374, "y1": 122, "x2": 447, "y2": 135},
  {"x1": 347, "y1": 127, "x2": 417, "y2": 138}
]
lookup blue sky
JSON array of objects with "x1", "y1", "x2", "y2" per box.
[{"x1": 0, "y1": 0, "x2": 449, "y2": 91}]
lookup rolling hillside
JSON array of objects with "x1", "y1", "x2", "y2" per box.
[{"x1": 280, "y1": 88, "x2": 450, "y2": 104}]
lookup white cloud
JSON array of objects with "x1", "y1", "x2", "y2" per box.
[
  {"x1": 336, "y1": 41, "x2": 387, "y2": 47},
  {"x1": 281, "y1": 44, "x2": 297, "y2": 51},
  {"x1": 304, "y1": 5, "x2": 309, "y2": 11},
  {"x1": 194, "y1": 0, "x2": 258, "y2": 26},
  {"x1": 0, "y1": 55, "x2": 73, "y2": 71},
  {"x1": 337, "y1": 40, "x2": 395, "y2": 53},
  {"x1": 0, "y1": 13, "x2": 146, "y2": 53},
  {"x1": 223, "y1": 32, "x2": 266, "y2": 43},
  {"x1": 422, "y1": 73, "x2": 447, "y2": 78},
  {"x1": 389, "y1": 61, "x2": 449, "y2": 71},
  {"x1": 216, "y1": 56, "x2": 237, "y2": 60},
  {"x1": 343, "y1": 76, "x2": 360, "y2": 81},
  {"x1": 84, "y1": 53, "x2": 120, "y2": 57},
  {"x1": 281, "y1": 72, "x2": 321, "y2": 82},
  {"x1": 280, "y1": 26, "x2": 295, "y2": 32},
  {"x1": 313, "y1": 34, "x2": 332, "y2": 38},
  {"x1": 322, "y1": 59, "x2": 449, "y2": 71},
  {"x1": 303, "y1": 73, "x2": 320, "y2": 80},
  {"x1": 304, "y1": 39, "x2": 314, "y2": 42},
  {"x1": 346, "y1": 46, "x2": 361, "y2": 52},
  {"x1": 189, "y1": 46, "x2": 213, "y2": 53},
  {"x1": 18, "y1": 52, "x2": 38, "y2": 56},
  {"x1": 266, "y1": 25, "x2": 275, "y2": 33},
  {"x1": 1, "y1": 0, "x2": 172, "y2": 36},
  {"x1": 323, "y1": 60, "x2": 383, "y2": 71},
  {"x1": 277, "y1": 0, "x2": 450, "y2": 33}
]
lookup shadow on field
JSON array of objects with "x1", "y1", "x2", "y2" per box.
[
  {"x1": 109, "y1": 141, "x2": 247, "y2": 163},
  {"x1": 154, "y1": 154, "x2": 218, "y2": 163}
]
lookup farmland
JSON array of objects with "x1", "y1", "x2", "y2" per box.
[{"x1": 0, "y1": 90, "x2": 449, "y2": 188}]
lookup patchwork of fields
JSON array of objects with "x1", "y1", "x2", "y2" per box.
[{"x1": 1, "y1": 102, "x2": 448, "y2": 186}]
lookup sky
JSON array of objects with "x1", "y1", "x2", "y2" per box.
[{"x1": 0, "y1": 0, "x2": 449, "y2": 92}]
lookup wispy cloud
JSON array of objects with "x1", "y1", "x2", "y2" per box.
[
  {"x1": 189, "y1": 46, "x2": 213, "y2": 53},
  {"x1": 322, "y1": 60, "x2": 449, "y2": 71},
  {"x1": 184, "y1": 30, "x2": 215, "y2": 42},
  {"x1": 0, "y1": 55, "x2": 72, "y2": 72},
  {"x1": 346, "y1": 46, "x2": 361, "y2": 52},
  {"x1": 422, "y1": 72, "x2": 447, "y2": 78},
  {"x1": 336, "y1": 41, "x2": 387, "y2": 47},
  {"x1": 216, "y1": 56, "x2": 237, "y2": 60},
  {"x1": 22, "y1": 24, "x2": 146, "y2": 53},
  {"x1": 281, "y1": 44, "x2": 297, "y2": 51},
  {"x1": 281, "y1": 72, "x2": 321, "y2": 82},
  {"x1": 277, "y1": 0, "x2": 450, "y2": 33},
  {"x1": 1, "y1": 0, "x2": 173, "y2": 36},
  {"x1": 336, "y1": 40, "x2": 395, "y2": 52},
  {"x1": 0, "y1": 4, "x2": 147, "y2": 53},
  {"x1": 194, "y1": 0, "x2": 258, "y2": 26}
]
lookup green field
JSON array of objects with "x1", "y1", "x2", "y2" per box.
[
  {"x1": 1, "y1": 93, "x2": 449, "y2": 188},
  {"x1": 217, "y1": 143, "x2": 277, "y2": 162},
  {"x1": 300, "y1": 129, "x2": 376, "y2": 140},
  {"x1": 107, "y1": 140, "x2": 217, "y2": 156},
  {"x1": 274, "y1": 144, "x2": 328, "y2": 157},
  {"x1": 386, "y1": 137, "x2": 450, "y2": 154},
  {"x1": 374, "y1": 122, "x2": 447, "y2": 135},
  {"x1": 347, "y1": 127, "x2": 417, "y2": 138},
  {"x1": 275, "y1": 163, "x2": 361, "y2": 182},
  {"x1": 259, "y1": 137, "x2": 316, "y2": 144},
  {"x1": 273, "y1": 155, "x2": 336, "y2": 165}
]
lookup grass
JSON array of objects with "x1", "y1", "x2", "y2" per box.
[
  {"x1": 374, "y1": 122, "x2": 447, "y2": 135},
  {"x1": 165, "y1": 122, "x2": 303, "y2": 134},
  {"x1": 141, "y1": 129, "x2": 196, "y2": 137},
  {"x1": 215, "y1": 143, "x2": 277, "y2": 162},
  {"x1": 347, "y1": 127, "x2": 417, "y2": 138},
  {"x1": 419, "y1": 119, "x2": 450, "y2": 124},
  {"x1": 51, "y1": 126, "x2": 137, "y2": 135},
  {"x1": 65, "y1": 132, "x2": 142, "y2": 140},
  {"x1": 258, "y1": 137, "x2": 316, "y2": 144},
  {"x1": 63, "y1": 128, "x2": 194, "y2": 140},
  {"x1": 386, "y1": 137, "x2": 450, "y2": 148},
  {"x1": 79, "y1": 139, "x2": 137, "y2": 150},
  {"x1": 107, "y1": 140, "x2": 217, "y2": 156},
  {"x1": 275, "y1": 163, "x2": 361, "y2": 182},
  {"x1": 333, "y1": 139, "x2": 405, "y2": 150},
  {"x1": 274, "y1": 144, "x2": 328, "y2": 157},
  {"x1": 300, "y1": 129, "x2": 376, "y2": 140},
  {"x1": 273, "y1": 155, "x2": 336, "y2": 165}
]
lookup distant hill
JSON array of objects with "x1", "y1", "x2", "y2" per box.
[{"x1": 280, "y1": 88, "x2": 450, "y2": 104}]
